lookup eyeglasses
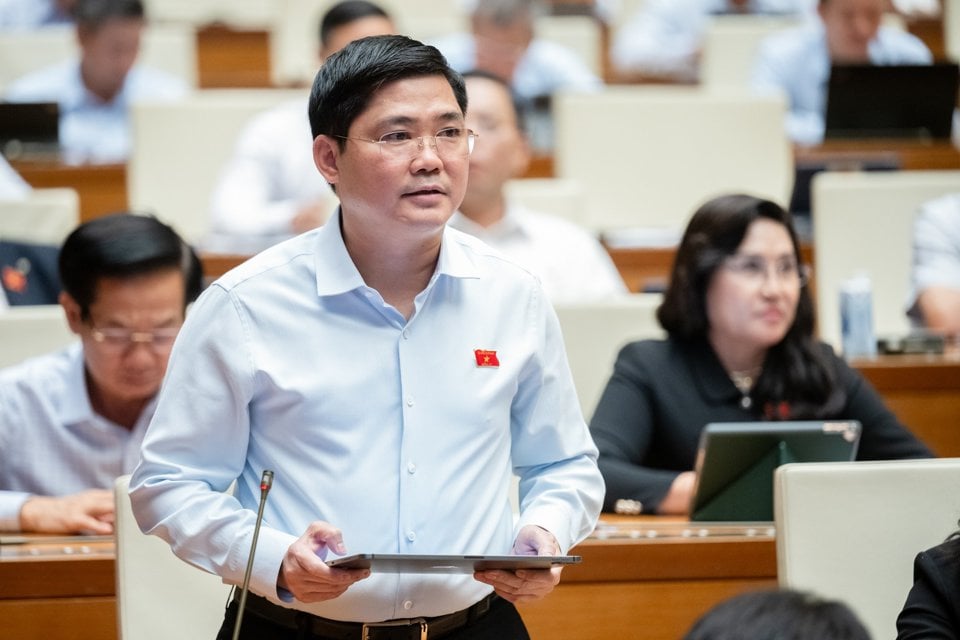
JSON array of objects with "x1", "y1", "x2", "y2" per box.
[
  {"x1": 335, "y1": 127, "x2": 478, "y2": 160},
  {"x1": 723, "y1": 255, "x2": 810, "y2": 287},
  {"x1": 89, "y1": 326, "x2": 181, "y2": 352}
]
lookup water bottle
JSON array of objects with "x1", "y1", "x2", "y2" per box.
[{"x1": 839, "y1": 273, "x2": 877, "y2": 359}]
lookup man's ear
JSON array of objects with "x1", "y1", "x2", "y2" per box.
[
  {"x1": 59, "y1": 291, "x2": 84, "y2": 336},
  {"x1": 313, "y1": 135, "x2": 341, "y2": 187}
]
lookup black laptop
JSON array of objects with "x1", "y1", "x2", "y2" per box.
[
  {"x1": 0, "y1": 101, "x2": 60, "y2": 159},
  {"x1": 824, "y1": 62, "x2": 959, "y2": 140}
]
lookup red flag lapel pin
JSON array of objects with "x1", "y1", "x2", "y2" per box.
[{"x1": 474, "y1": 349, "x2": 500, "y2": 367}]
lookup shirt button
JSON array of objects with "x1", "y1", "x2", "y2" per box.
[
  {"x1": 406, "y1": 396, "x2": 414, "y2": 407},
  {"x1": 402, "y1": 329, "x2": 409, "y2": 339},
  {"x1": 407, "y1": 462, "x2": 416, "y2": 474},
  {"x1": 406, "y1": 531, "x2": 416, "y2": 542},
  {"x1": 403, "y1": 600, "x2": 413, "y2": 610}
]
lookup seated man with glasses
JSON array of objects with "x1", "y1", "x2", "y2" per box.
[
  {"x1": 588, "y1": 193, "x2": 932, "y2": 516},
  {"x1": 0, "y1": 213, "x2": 202, "y2": 533}
]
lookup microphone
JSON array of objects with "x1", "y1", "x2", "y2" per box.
[{"x1": 232, "y1": 470, "x2": 274, "y2": 640}]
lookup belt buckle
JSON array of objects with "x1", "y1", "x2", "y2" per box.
[{"x1": 361, "y1": 618, "x2": 428, "y2": 640}]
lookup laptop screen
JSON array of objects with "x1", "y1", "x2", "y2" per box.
[
  {"x1": 824, "y1": 63, "x2": 959, "y2": 140},
  {"x1": 0, "y1": 102, "x2": 60, "y2": 159}
]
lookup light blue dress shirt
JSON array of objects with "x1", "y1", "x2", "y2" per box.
[
  {"x1": 3, "y1": 58, "x2": 188, "y2": 164},
  {"x1": 0, "y1": 0, "x2": 73, "y2": 30},
  {"x1": 130, "y1": 211, "x2": 604, "y2": 622},
  {"x1": 908, "y1": 193, "x2": 960, "y2": 323},
  {"x1": 0, "y1": 343, "x2": 155, "y2": 530},
  {"x1": 751, "y1": 22, "x2": 932, "y2": 144}
]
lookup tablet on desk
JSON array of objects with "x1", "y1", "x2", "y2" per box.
[{"x1": 326, "y1": 554, "x2": 581, "y2": 573}]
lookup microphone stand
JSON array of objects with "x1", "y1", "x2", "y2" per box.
[{"x1": 231, "y1": 470, "x2": 274, "y2": 640}]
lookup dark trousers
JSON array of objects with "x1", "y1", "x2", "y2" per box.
[{"x1": 216, "y1": 595, "x2": 531, "y2": 640}]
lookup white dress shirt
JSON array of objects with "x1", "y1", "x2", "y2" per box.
[
  {"x1": 206, "y1": 96, "x2": 339, "y2": 255},
  {"x1": 0, "y1": 343, "x2": 155, "y2": 530},
  {"x1": 0, "y1": 0, "x2": 73, "y2": 30},
  {"x1": 130, "y1": 210, "x2": 604, "y2": 622},
  {"x1": 448, "y1": 204, "x2": 627, "y2": 303},
  {"x1": 3, "y1": 58, "x2": 188, "y2": 164},
  {"x1": 751, "y1": 22, "x2": 932, "y2": 144},
  {"x1": 908, "y1": 193, "x2": 960, "y2": 323},
  {"x1": 611, "y1": 0, "x2": 816, "y2": 80}
]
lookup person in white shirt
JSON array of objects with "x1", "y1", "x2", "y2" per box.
[
  {"x1": 611, "y1": 0, "x2": 816, "y2": 82},
  {"x1": 2, "y1": 0, "x2": 187, "y2": 164},
  {"x1": 449, "y1": 70, "x2": 627, "y2": 303},
  {"x1": 0, "y1": 0, "x2": 75, "y2": 30},
  {"x1": 130, "y1": 34, "x2": 603, "y2": 639},
  {"x1": 751, "y1": 0, "x2": 932, "y2": 144},
  {"x1": 205, "y1": 0, "x2": 395, "y2": 255},
  {"x1": 908, "y1": 193, "x2": 960, "y2": 334},
  {"x1": 0, "y1": 213, "x2": 202, "y2": 533}
]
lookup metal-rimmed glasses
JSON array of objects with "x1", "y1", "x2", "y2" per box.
[
  {"x1": 89, "y1": 326, "x2": 181, "y2": 353},
  {"x1": 723, "y1": 254, "x2": 811, "y2": 287},
  {"x1": 335, "y1": 127, "x2": 478, "y2": 160}
]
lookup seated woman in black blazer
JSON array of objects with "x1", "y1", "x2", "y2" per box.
[
  {"x1": 896, "y1": 525, "x2": 960, "y2": 639},
  {"x1": 589, "y1": 193, "x2": 932, "y2": 515}
]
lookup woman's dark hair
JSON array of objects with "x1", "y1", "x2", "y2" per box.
[
  {"x1": 657, "y1": 193, "x2": 843, "y2": 419},
  {"x1": 684, "y1": 589, "x2": 871, "y2": 640},
  {"x1": 58, "y1": 212, "x2": 203, "y2": 320}
]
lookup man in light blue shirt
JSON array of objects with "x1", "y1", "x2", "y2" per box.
[
  {"x1": 751, "y1": 0, "x2": 932, "y2": 144},
  {"x1": 0, "y1": 0, "x2": 75, "y2": 30},
  {"x1": 0, "y1": 213, "x2": 203, "y2": 532},
  {"x1": 3, "y1": 0, "x2": 187, "y2": 164},
  {"x1": 130, "y1": 34, "x2": 603, "y2": 639}
]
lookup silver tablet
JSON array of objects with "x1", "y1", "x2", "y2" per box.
[{"x1": 325, "y1": 554, "x2": 581, "y2": 573}]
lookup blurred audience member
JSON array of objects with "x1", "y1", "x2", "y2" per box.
[
  {"x1": 449, "y1": 70, "x2": 626, "y2": 302},
  {"x1": 205, "y1": 0, "x2": 395, "y2": 254},
  {"x1": 0, "y1": 0, "x2": 76, "y2": 29},
  {"x1": 908, "y1": 193, "x2": 960, "y2": 335},
  {"x1": 896, "y1": 523, "x2": 960, "y2": 639},
  {"x1": 3, "y1": 0, "x2": 187, "y2": 164},
  {"x1": 751, "y1": 0, "x2": 931, "y2": 144},
  {"x1": 0, "y1": 213, "x2": 202, "y2": 533}
]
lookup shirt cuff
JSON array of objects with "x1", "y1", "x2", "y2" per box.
[{"x1": 0, "y1": 491, "x2": 31, "y2": 531}]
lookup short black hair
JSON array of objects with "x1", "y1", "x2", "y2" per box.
[
  {"x1": 73, "y1": 0, "x2": 144, "y2": 28},
  {"x1": 318, "y1": 1, "x2": 391, "y2": 48},
  {"x1": 58, "y1": 213, "x2": 203, "y2": 320},
  {"x1": 308, "y1": 34, "x2": 467, "y2": 148},
  {"x1": 461, "y1": 69, "x2": 526, "y2": 132},
  {"x1": 684, "y1": 589, "x2": 871, "y2": 640}
]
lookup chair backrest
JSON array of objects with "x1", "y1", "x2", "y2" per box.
[
  {"x1": 0, "y1": 187, "x2": 78, "y2": 245},
  {"x1": 0, "y1": 305, "x2": 75, "y2": 368},
  {"x1": 946, "y1": 0, "x2": 960, "y2": 62},
  {"x1": 504, "y1": 177, "x2": 586, "y2": 225},
  {"x1": 142, "y1": 0, "x2": 276, "y2": 28},
  {"x1": 127, "y1": 88, "x2": 306, "y2": 243},
  {"x1": 0, "y1": 24, "x2": 198, "y2": 92},
  {"x1": 535, "y1": 14, "x2": 603, "y2": 77},
  {"x1": 775, "y1": 458, "x2": 960, "y2": 640},
  {"x1": 553, "y1": 293, "x2": 665, "y2": 420},
  {"x1": 114, "y1": 474, "x2": 231, "y2": 640},
  {"x1": 553, "y1": 86, "x2": 793, "y2": 235},
  {"x1": 811, "y1": 169, "x2": 960, "y2": 349},
  {"x1": 700, "y1": 14, "x2": 802, "y2": 88}
]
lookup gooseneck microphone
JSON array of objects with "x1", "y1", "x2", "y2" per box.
[{"x1": 232, "y1": 470, "x2": 274, "y2": 640}]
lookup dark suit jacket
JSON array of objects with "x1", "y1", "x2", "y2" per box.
[
  {"x1": 589, "y1": 337, "x2": 934, "y2": 513},
  {"x1": 0, "y1": 240, "x2": 60, "y2": 306},
  {"x1": 897, "y1": 538, "x2": 960, "y2": 639}
]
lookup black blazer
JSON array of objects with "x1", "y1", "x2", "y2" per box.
[
  {"x1": 897, "y1": 538, "x2": 960, "y2": 639},
  {"x1": 589, "y1": 337, "x2": 934, "y2": 513},
  {"x1": 0, "y1": 240, "x2": 61, "y2": 306}
]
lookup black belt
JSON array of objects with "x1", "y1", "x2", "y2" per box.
[{"x1": 237, "y1": 591, "x2": 496, "y2": 640}]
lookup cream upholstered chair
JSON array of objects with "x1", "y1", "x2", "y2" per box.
[
  {"x1": 811, "y1": 170, "x2": 960, "y2": 350},
  {"x1": 504, "y1": 177, "x2": 586, "y2": 225},
  {"x1": 775, "y1": 458, "x2": 960, "y2": 640},
  {"x1": 0, "y1": 305, "x2": 75, "y2": 368},
  {"x1": 553, "y1": 87, "x2": 792, "y2": 237},
  {"x1": 114, "y1": 474, "x2": 231, "y2": 640},
  {"x1": 553, "y1": 293, "x2": 665, "y2": 421},
  {"x1": 0, "y1": 24, "x2": 198, "y2": 92},
  {"x1": 127, "y1": 88, "x2": 306, "y2": 243},
  {"x1": 142, "y1": 0, "x2": 276, "y2": 28},
  {"x1": 535, "y1": 14, "x2": 603, "y2": 77},
  {"x1": 700, "y1": 14, "x2": 802, "y2": 88},
  {"x1": 0, "y1": 187, "x2": 79, "y2": 245}
]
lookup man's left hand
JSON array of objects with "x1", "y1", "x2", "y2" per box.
[{"x1": 473, "y1": 525, "x2": 563, "y2": 603}]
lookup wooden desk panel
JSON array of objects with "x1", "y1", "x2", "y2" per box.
[
  {"x1": 795, "y1": 140, "x2": 960, "y2": 171},
  {"x1": 12, "y1": 160, "x2": 128, "y2": 222},
  {"x1": 196, "y1": 25, "x2": 272, "y2": 89}
]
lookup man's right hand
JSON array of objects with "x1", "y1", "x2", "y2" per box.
[
  {"x1": 278, "y1": 521, "x2": 370, "y2": 603},
  {"x1": 19, "y1": 489, "x2": 116, "y2": 534}
]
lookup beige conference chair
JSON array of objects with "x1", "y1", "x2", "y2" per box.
[
  {"x1": 775, "y1": 458, "x2": 960, "y2": 640},
  {"x1": 553, "y1": 86, "x2": 793, "y2": 238},
  {"x1": 0, "y1": 187, "x2": 79, "y2": 245},
  {"x1": 0, "y1": 305, "x2": 75, "y2": 369},
  {"x1": 114, "y1": 474, "x2": 231, "y2": 640},
  {"x1": 553, "y1": 293, "x2": 665, "y2": 421},
  {"x1": 811, "y1": 169, "x2": 960, "y2": 350},
  {"x1": 504, "y1": 177, "x2": 586, "y2": 225},
  {"x1": 127, "y1": 88, "x2": 306, "y2": 244},
  {"x1": 699, "y1": 14, "x2": 802, "y2": 89}
]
